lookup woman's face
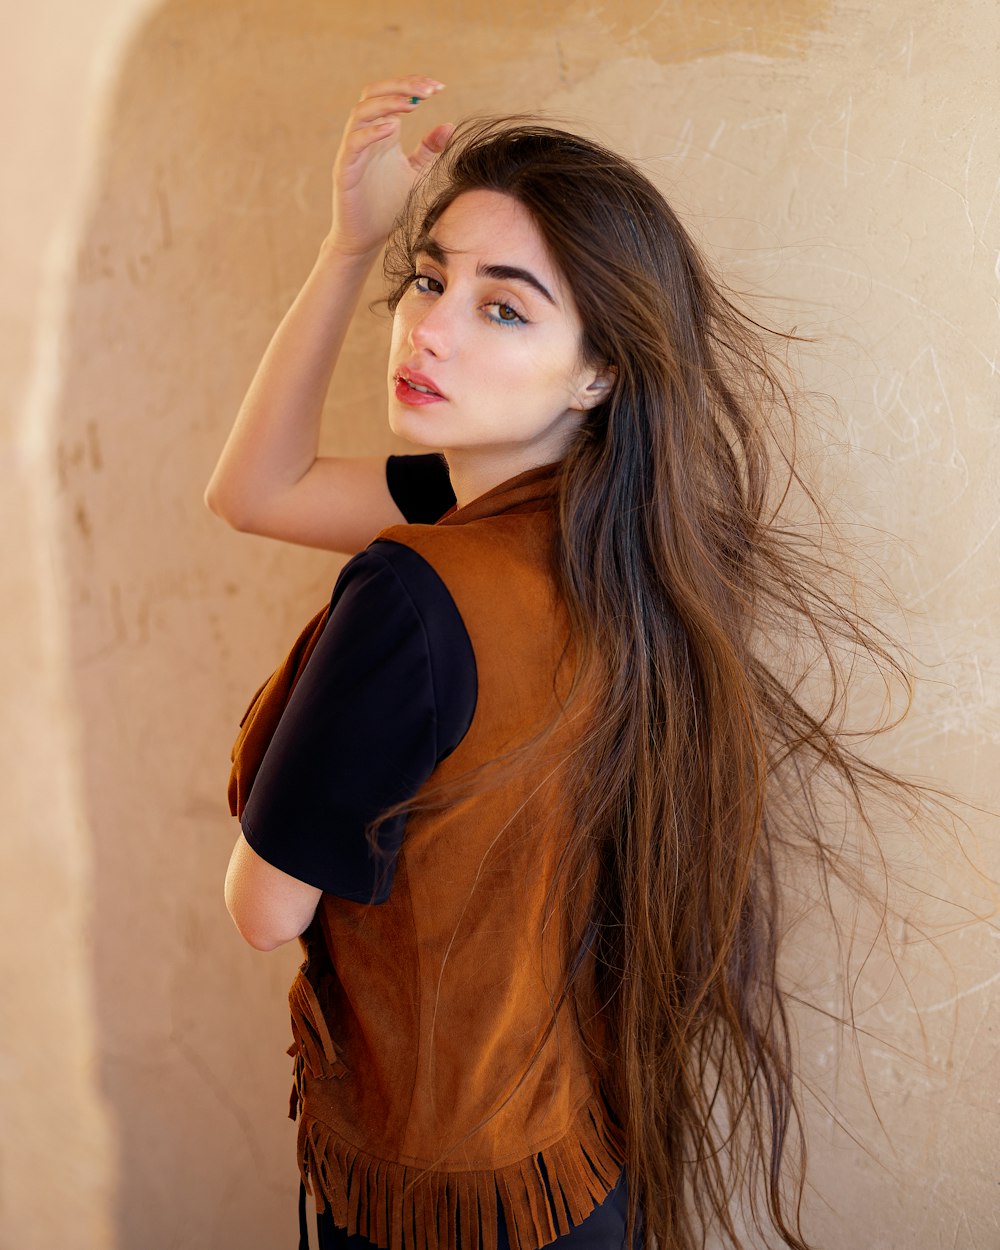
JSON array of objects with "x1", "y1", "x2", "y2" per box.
[{"x1": 387, "y1": 190, "x2": 604, "y2": 476}]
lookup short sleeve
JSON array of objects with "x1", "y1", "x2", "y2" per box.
[
  {"x1": 241, "y1": 540, "x2": 477, "y2": 903},
  {"x1": 386, "y1": 453, "x2": 456, "y2": 523}
]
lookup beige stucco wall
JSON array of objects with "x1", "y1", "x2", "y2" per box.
[{"x1": 3, "y1": 2, "x2": 997, "y2": 1247}]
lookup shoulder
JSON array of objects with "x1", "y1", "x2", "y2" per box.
[
  {"x1": 331, "y1": 540, "x2": 477, "y2": 761},
  {"x1": 340, "y1": 539, "x2": 470, "y2": 654},
  {"x1": 374, "y1": 512, "x2": 561, "y2": 623},
  {"x1": 352, "y1": 535, "x2": 456, "y2": 606}
]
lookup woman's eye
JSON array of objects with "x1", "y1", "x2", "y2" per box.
[
  {"x1": 485, "y1": 302, "x2": 526, "y2": 326},
  {"x1": 412, "y1": 274, "x2": 443, "y2": 295}
]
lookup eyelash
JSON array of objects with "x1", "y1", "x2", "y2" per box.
[{"x1": 410, "y1": 273, "x2": 528, "y2": 328}]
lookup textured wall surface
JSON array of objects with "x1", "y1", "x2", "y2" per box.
[{"x1": 4, "y1": 1, "x2": 998, "y2": 1247}]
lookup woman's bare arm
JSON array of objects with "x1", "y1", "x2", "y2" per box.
[
  {"x1": 204, "y1": 240, "x2": 400, "y2": 551},
  {"x1": 204, "y1": 76, "x2": 452, "y2": 554},
  {"x1": 225, "y1": 833, "x2": 322, "y2": 951}
]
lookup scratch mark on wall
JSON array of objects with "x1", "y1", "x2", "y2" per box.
[
  {"x1": 926, "y1": 346, "x2": 965, "y2": 479},
  {"x1": 917, "y1": 967, "x2": 1000, "y2": 1015},
  {"x1": 805, "y1": 96, "x2": 873, "y2": 185},
  {"x1": 884, "y1": 136, "x2": 908, "y2": 185},
  {"x1": 953, "y1": 999, "x2": 989, "y2": 1088},
  {"x1": 873, "y1": 369, "x2": 902, "y2": 418},
  {"x1": 883, "y1": 156, "x2": 975, "y2": 218},
  {"x1": 961, "y1": 137, "x2": 978, "y2": 246},
  {"x1": 668, "y1": 117, "x2": 694, "y2": 164},
  {"x1": 979, "y1": 173, "x2": 1000, "y2": 236},
  {"x1": 973, "y1": 656, "x2": 986, "y2": 708},
  {"x1": 842, "y1": 93, "x2": 853, "y2": 189},
  {"x1": 950, "y1": 1211, "x2": 979, "y2": 1250},
  {"x1": 794, "y1": 260, "x2": 998, "y2": 370},
  {"x1": 739, "y1": 112, "x2": 788, "y2": 133},
  {"x1": 702, "y1": 120, "x2": 726, "y2": 161},
  {"x1": 908, "y1": 514, "x2": 1000, "y2": 605}
]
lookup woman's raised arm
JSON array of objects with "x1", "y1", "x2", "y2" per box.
[{"x1": 204, "y1": 77, "x2": 452, "y2": 553}]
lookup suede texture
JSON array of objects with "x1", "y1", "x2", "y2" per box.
[{"x1": 231, "y1": 462, "x2": 622, "y2": 1250}]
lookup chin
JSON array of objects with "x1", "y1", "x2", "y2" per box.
[{"x1": 387, "y1": 405, "x2": 446, "y2": 449}]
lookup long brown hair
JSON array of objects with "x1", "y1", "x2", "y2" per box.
[{"x1": 381, "y1": 120, "x2": 933, "y2": 1249}]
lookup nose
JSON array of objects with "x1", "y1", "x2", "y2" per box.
[{"x1": 408, "y1": 293, "x2": 453, "y2": 358}]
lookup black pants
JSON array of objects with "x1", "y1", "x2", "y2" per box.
[{"x1": 299, "y1": 1172, "x2": 635, "y2": 1250}]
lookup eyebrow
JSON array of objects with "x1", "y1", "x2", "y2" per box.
[{"x1": 413, "y1": 234, "x2": 557, "y2": 306}]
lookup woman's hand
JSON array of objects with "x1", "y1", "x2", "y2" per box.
[{"x1": 329, "y1": 77, "x2": 453, "y2": 258}]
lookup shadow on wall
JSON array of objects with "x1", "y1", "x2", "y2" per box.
[
  {"x1": 53, "y1": 0, "x2": 832, "y2": 1245},
  {"x1": 55, "y1": 3, "x2": 361, "y2": 1245}
]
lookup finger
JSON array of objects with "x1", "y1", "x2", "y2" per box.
[
  {"x1": 349, "y1": 93, "x2": 426, "y2": 130},
  {"x1": 340, "y1": 117, "x2": 400, "y2": 164},
  {"x1": 409, "y1": 123, "x2": 456, "y2": 174},
  {"x1": 358, "y1": 77, "x2": 444, "y2": 104}
]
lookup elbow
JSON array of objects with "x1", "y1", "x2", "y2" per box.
[
  {"x1": 200, "y1": 477, "x2": 260, "y2": 532},
  {"x1": 225, "y1": 891, "x2": 299, "y2": 952},
  {"x1": 232, "y1": 919, "x2": 290, "y2": 952},
  {"x1": 203, "y1": 479, "x2": 223, "y2": 518},
  {"x1": 203, "y1": 477, "x2": 245, "y2": 529},
  {"x1": 224, "y1": 873, "x2": 313, "y2": 952},
  {"x1": 204, "y1": 479, "x2": 272, "y2": 536}
]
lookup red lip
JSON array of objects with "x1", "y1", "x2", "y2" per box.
[{"x1": 395, "y1": 366, "x2": 446, "y2": 402}]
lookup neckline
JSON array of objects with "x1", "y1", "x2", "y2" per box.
[{"x1": 437, "y1": 460, "x2": 561, "y2": 527}]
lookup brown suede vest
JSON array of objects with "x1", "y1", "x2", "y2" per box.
[{"x1": 230, "y1": 462, "x2": 622, "y2": 1250}]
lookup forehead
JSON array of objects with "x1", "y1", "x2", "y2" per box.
[{"x1": 423, "y1": 190, "x2": 557, "y2": 274}]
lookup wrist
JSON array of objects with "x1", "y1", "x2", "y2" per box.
[{"x1": 319, "y1": 233, "x2": 384, "y2": 269}]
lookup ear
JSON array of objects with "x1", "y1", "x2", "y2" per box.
[{"x1": 571, "y1": 363, "x2": 617, "y2": 411}]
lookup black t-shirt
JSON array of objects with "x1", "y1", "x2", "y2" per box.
[
  {"x1": 241, "y1": 454, "x2": 476, "y2": 903},
  {"x1": 385, "y1": 450, "x2": 455, "y2": 523}
]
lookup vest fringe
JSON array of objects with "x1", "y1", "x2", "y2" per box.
[
  {"x1": 288, "y1": 968, "x2": 348, "y2": 1082},
  {"x1": 297, "y1": 1096, "x2": 623, "y2": 1250}
]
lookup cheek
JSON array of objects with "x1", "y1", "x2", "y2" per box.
[
  {"x1": 389, "y1": 311, "x2": 408, "y2": 358},
  {"x1": 521, "y1": 338, "x2": 584, "y2": 399}
]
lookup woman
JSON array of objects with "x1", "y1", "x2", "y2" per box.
[{"x1": 207, "y1": 77, "x2": 915, "y2": 1250}]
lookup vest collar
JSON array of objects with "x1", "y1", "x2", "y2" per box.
[{"x1": 437, "y1": 459, "x2": 561, "y2": 527}]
